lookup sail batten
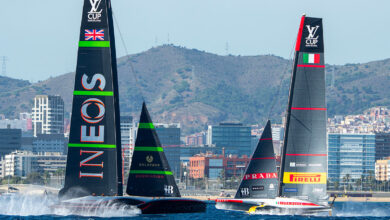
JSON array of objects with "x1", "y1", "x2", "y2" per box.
[
  {"x1": 278, "y1": 15, "x2": 327, "y2": 204},
  {"x1": 60, "y1": 0, "x2": 122, "y2": 198}
]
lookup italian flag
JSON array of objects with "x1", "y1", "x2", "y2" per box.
[{"x1": 303, "y1": 53, "x2": 320, "y2": 64}]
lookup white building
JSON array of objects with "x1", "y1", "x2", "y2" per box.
[
  {"x1": 0, "y1": 151, "x2": 66, "y2": 177},
  {"x1": 0, "y1": 112, "x2": 32, "y2": 132},
  {"x1": 120, "y1": 116, "x2": 136, "y2": 174},
  {"x1": 32, "y1": 95, "x2": 64, "y2": 137}
]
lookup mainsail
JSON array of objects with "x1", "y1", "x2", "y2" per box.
[
  {"x1": 60, "y1": 0, "x2": 123, "y2": 198},
  {"x1": 235, "y1": 120, "x2": 278, "y2": 199},
  {"x1": 126, "y1": 102, "x2": 180, "y2": 197},
  {"x1": 278, "y1": 15, "x2": 327, "y2": 203}
]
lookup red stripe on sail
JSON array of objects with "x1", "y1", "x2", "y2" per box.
[
  {"x1": 260, "y1": 138, "x2": 272, "y2": 141},
  {"x1": 252, "y1": 157, "x2": 275, "y2": 160},
  {"x1": 291, "y1": 107, "x2": 327, "y2": 111},
  {"x1": 295, "y1": 15, "x2": 306, "y2": 51},
  {"x1": 297, "y1": 64, "x2": 325, "y2": 68},
  {"x1": 286, "y1": 153, "x2": 327, "y2": 156}
]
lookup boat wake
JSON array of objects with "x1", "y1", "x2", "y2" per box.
[
  {"x1": 331, "y1": 202, "x2": 390, "y2": 217},
  {"x1": 0, "y1": 193, "x2": 140, "y2": 217}
]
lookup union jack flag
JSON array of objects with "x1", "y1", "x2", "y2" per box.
[{"x1": 84, "y1": 29, "x2": 104, "y2": 41}]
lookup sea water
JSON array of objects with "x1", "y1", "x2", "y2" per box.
[{"x1": 1, "y1": 194, "x2": 390, "y2": 219}]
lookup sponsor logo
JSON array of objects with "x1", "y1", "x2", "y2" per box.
[
  {"x1": 283, "y1": 172, "x2": 326, "y2": 184},
  {"x1": 85, "y1": 29, "x2": 104, "y2": 41},
  {"x1": 146, "y1": 155, "x2": 153, "y2": 163},
  {"x1": 284, "y1": 188, "x2": 298, "y2": 192},
  {"x1": 135, "y1": 174, "x2": 164, "y2": 179},
  {"x1": 277, "y1": 201, "x2": 319, "y2": 206},
  {"x1": 240, "y1": 187, "x2": 249, "y2": 196},
  {"x1": 80, "y1": 98, "x2": 105, "y2": 124},
  {"x1": 269, "y1": 184, "x2": 275, "y2": 189},
  {"x1": 139, "y1": 154, "x2": 160, "y2": 167},
  {"x1": 313, "y1": 188, "x2": 324, "y2": 192},
  {"x1": 164, "y1": 185, "x2": 174, "y2": 195},
  {"x1": 290, "y1": 162, "x2": 295, "y2": 167},
  {"x1": 79, "y1": 150, "x2": 104, "y2": 179},
  {"x1": 81, "y1": 74, "x2": 105, "y2": 91},
  {"x1": 88, "y1": 0, "x2": 102, "y2": 22},
  {"x1": 78, "y1": 73, "x2": 107, "y2": 178},
  {"x1": 308, "y1": 163, "x2": 322, "y2": 167},
  {"x1": 243, "y1": 172, "x2": 278, "y2": 180},
  {"x1": 292, "y1": 163, "x2": 307, "y2": 167},
  {"x1": 138, "y1": 162, "x2": 160, "y2": 167},
  {"x1": 252, "y1": 185, "x2": 264, "y2": 191},
  {"x1": 305, "y1": 25, "x2": 320, "y2": 47}
]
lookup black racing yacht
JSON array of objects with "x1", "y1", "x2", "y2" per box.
[{"x1": 56, "y1": 0, "x2": 205, "y2": 214}]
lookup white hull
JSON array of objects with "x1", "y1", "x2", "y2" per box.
[{"x1": 216, "y1": 197, "x2": 331, "y2": 214}]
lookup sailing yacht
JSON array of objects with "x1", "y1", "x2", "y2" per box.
[
  {"x1": 125, "y1": 102, "x2": 206, "y2": 214},
  {"x1": 216, "y1": 120, "x2": 279, "y2": 211},
  {"x1": 56, "y1": 0, "x2": 205, "y2": 214},
  {"x1": 216, "y1": 15, "x2": 331, "y2": 214}
]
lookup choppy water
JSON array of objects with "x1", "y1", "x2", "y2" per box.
[{"x1": 1, "y1": 193, "x2": 390, "y2": 219}]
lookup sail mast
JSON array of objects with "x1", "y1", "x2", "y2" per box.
[
  {"x1": 60, "y1": 0, "x2": 122, "y2": 198},
  {"x1": 106, "y1": 0, "x2": 123, "y2": 196},
  {"x1": 278, "y1": 15, "x2": 327, "y2": 203},
  {"x1": 278, "y1": 15, "x2": 305, "y2": 197}
]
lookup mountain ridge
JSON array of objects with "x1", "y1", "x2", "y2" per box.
[{"x1": 1, "y1": 45, "x2": 390, "y2": 134}]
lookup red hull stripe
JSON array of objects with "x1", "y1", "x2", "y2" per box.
[
  {"x1": 277, "y1": 201, "x2": 320, "y2": 206},
  {"x1": 216, "y1": 199, "x2": 243, "y2": 203},
  {"x1": 286, "y1": 153, "x2": 327, "y2": 156},
  {"x1": 297, "y1": 64, "x2": 325, "y2": 68},
  {"x1": 291, "y1": 107, "x2": 327, "y2": 111},
  {"x1": 252, "y1": 157, "x2": 275, "y2": 160},
  {"x1": 295, "y1": 15, "x2": 305, "y2": 51},
  {"x1": 260, "y1": 138, "x2": 272, "y2": 141}
]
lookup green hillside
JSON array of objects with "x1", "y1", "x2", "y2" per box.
[{"x1": 0, "y1": 45, "x2": 389, "y2": 134}]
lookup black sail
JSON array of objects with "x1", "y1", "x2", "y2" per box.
[
  {"x1": 278, "y1": 15, "x2": 327, "y2": 204},
  {"x1": 126, "y1": 102, "x2": 180, "y2": 197},
  {"x1": 60, "y1": 0, "x2": 123, "y2": 198},
  {"x1": 235, "y1": 120, "x2": 278, "y2": 199}
]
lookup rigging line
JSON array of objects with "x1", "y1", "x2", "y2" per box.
[
  {"x1": 112, "y1": 12, "x2": 145, "y2": 103},
  {"x1": 266, "y1": 35, "x2": 297, "y2": 121}
]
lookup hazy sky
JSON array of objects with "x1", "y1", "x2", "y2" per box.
[{"x1": 1, "y1": 0, "x2": 389, "y2": 82}]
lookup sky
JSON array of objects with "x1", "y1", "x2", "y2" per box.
[{"x1": 0, "y1": 0, "x2": 389, "y2": 82}]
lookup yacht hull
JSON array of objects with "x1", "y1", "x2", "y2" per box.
[
  {"x1": 53, "y1": 196, "x2": 206, "y2": 214},
  {"x1": 216, "y1": 197, "x2": 331, "y2": 215}
]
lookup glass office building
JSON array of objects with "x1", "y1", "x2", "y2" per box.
[
  {"x1": 375, "y1": 133, "x2": 390, "y2": 161},
  {"x1": 155, "y1": 123, "x2": 181, "y2": 177},
  {"x1": 207, "y1": 122, "x2": 251, "y2": 156},
  {"x1": 328, "y1": 133, "x2": 375, "y2": 187}
]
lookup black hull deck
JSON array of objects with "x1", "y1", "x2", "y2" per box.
[
  {"x1": 54, "y1": 196, "x2": 206, "y2": 215},
  {"x1": 137, "y1": 198, "x2": 206, "y2": 214}
]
